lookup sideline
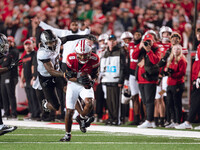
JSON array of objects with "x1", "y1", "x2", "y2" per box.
[{"x1": 4, "y1": 120, "x2": 200, "y2": 138}]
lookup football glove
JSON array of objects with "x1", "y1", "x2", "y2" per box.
[
  {"x1": 7, "y1": 59, "x2": 22, "y2": 71},
  {"x1": 77, "y1": 75, "x2": 91, "y2": 86},
  {"x1": 64, "y1": 71, "x2": 76, "y2": 79},
  {"x1": 167, "y1": 68, "x2": 174, "y2": 74}
]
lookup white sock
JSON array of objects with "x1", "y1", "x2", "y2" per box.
[
  {"x1": 66, "y1": 132, "x2": 71, "y2": 135},
  {"x1": 44, "y1": 102, "x2": 47, "y2": 109}
]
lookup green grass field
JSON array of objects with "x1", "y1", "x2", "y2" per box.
[{"x1": 0, "y1": 127, "x2": 200, "y2": 150}]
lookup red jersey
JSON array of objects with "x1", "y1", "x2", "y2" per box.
[
  {"x1": 192, "y1": 60, "x2": 199, "y2": 82},
  {"x1": 66, "y1": 53, "x2": 100, "y2": 76},
  {"x1": 157, "y1": 42, "x2": 171, "y2": 58},
  {"x1": 132, "y1": 43, "x2": 161, "y2": 84},
  {"x1": 129, "y1": 42, "x2": 139, "y2": 71},
  {"x1": 167, "y1": 56, "x2": 187, "y2": 86}
]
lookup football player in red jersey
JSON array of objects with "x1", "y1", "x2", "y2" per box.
[
  {"x1": 60, "y1": 39, "x2": 100, "y2": 142},
  {"x1": 121, "y1": 30, "x2": 142, "y2": 125},
  {"x1": 155, "y1": 26, "x2": 172, "y2": 127}
]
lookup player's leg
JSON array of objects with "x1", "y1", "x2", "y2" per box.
[
  {"x1": 129, "y1": 75, "x2": 140, "y2": 125},
  {"x1": 40, "y1": 77, "x2": 60, "y2": 111},
  {"x1": 0, "y1": 110, "x2": 17, "y2": 136},
  {"x1": 60, "y1": 82, "x2": 80, "y2": 141},
  {"x1": 154, "y1": 86, "x2": 162, "y2": 127}
]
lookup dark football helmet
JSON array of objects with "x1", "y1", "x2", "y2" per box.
[
  {"x1": 0, "y1": 33, "x2": 9, "y2": 55},
  {"x1": 40, "y1": 29, "x2": 58, "y2": 51}
]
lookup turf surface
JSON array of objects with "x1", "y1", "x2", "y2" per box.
[{"x1": 0, "y1": 127, "x2": 200, "y2": 150}]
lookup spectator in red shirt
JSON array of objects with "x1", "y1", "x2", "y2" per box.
[
  {"x1": 165, "y1": 44, "x2": 187, "y2": 128},
  {"x1": 132, "y1": 33, "x2": 160, "y2": 128}
]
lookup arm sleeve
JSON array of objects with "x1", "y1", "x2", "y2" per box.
[
  {"x1": 39, "y1": 59, "x2": 51, "y2": 63},
  {"x1": 60, "y1": 34, "x2": 88, "y2": 45},
  {"x1": 146, "y1": 48, "x2": 160, "y2": 65},
  {"x1": 32, "y1": 54, "x2": 38, "y2": 78},
  {"x1": 39, "y1": 21, "x2": 69, "y2": 37},
  {"x1": 171, "y1": 59, "x2": 187, "y2": 79}
]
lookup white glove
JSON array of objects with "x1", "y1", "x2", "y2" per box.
[{"x1": 196, "y1": 78, "x2": 200, "y2": 89}]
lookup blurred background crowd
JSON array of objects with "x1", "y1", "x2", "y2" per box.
[
  {"x1": 1, "y1": 0, "x2": 200, "y2": 50},
  {"x1": 0, "y1": 0, "x2": 200, "y2": 128}
]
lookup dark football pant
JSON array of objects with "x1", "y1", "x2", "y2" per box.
[
  {"x1": 139, "y1": 83, "x2": 156, "y2": 122},
  {"x1": 106, "y1": 85, "x2": 121, "y2": 124},
  {"x1": 1, "y1": 77, "x2": 18, "y2": 117},
  {"x1": 39, "y1": 75, "x2": 61, "y2": 111},
  {"x1": 167, "y1": 83, "x2": 184, "y2": 124}
]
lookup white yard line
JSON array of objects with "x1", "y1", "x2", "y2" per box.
[
  {"x1": 0, "y1": 142, "x2": 200, "y2": 144},
  {"x1": 4, "y1": 120, "x2": 200, "y2": 138}
]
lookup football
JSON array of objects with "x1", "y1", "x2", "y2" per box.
[{"x1": 80, "y1": 72, "x2": 92, "y2": 89}]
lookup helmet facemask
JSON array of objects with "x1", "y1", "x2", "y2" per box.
[
  {"x1": 76, "y1": 52, "x2": 91, "y2": 64},
  {"x1": 45, "y1": 39, "x2": 57, "y2": 51},
  {"x1": 75, "y1": 39, "x2": 92, "y2": 64}
]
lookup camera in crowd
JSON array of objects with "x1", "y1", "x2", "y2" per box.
[
  {"x1": 143, "y1": 34, "x2": 153, "y2": 47},
  {"x1": 160, "y1": 68, "x2": 174, "y2": 77},
  {"x1": 144, "y1": 40, "x2": 151, "y2": 47},
  {"x1": 167, "y1": 68, "x2": 174, "y2": 74}
]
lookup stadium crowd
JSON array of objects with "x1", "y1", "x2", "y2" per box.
[{"x1": 1, "y1": 0, "x2": 200, "y2": 137}]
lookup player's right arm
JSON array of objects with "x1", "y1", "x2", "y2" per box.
[
  {"x1": 42, "y1": 59, "x2": 64, "y2": 77},
  {"x1": 60, "y1": 34, "x2": 97, "y2": 45},
  {"x1": 32, "y1": 17, "x2": 69, "y2": 37}
]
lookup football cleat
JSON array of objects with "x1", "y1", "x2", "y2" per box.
[
  {"x1": 60, "y1": 134, "x2": 71, "y2": 142},
  {"x1": 76, "y1": 115, "x2": 87, "y2": 133},
  {"x1": 0, "y1": 125, "x2": 17, "y2": 136},
  {"x1": 85, "y1": 116, "x2": 95, "y2": 128}
]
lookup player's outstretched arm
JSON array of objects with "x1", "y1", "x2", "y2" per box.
[
  {"x1": 60, "y1": 34, "x2": 97, "y2": 45},
  {"x1": 31, "y1": 17, "x2": 69, "y2": 37}
]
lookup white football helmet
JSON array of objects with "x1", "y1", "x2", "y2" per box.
[
  {"x1": 120, "y1": 32, "x2": 133, "y2": 47},
  {"x1": 75, "y1": 39, "x2": 92, "y2": 64},
  {"x1": 142, "y1": 30, "x2": 158, "y2": 40},
  {"x1": 98, "y1": 34, "x2": 108, "y2": 49},
  {"x1": 98, "y1": 33, "x2": 108, "y2": 42},
  {"x1": 159, "y1": 26, "x2": 172, "y2": 42}
]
